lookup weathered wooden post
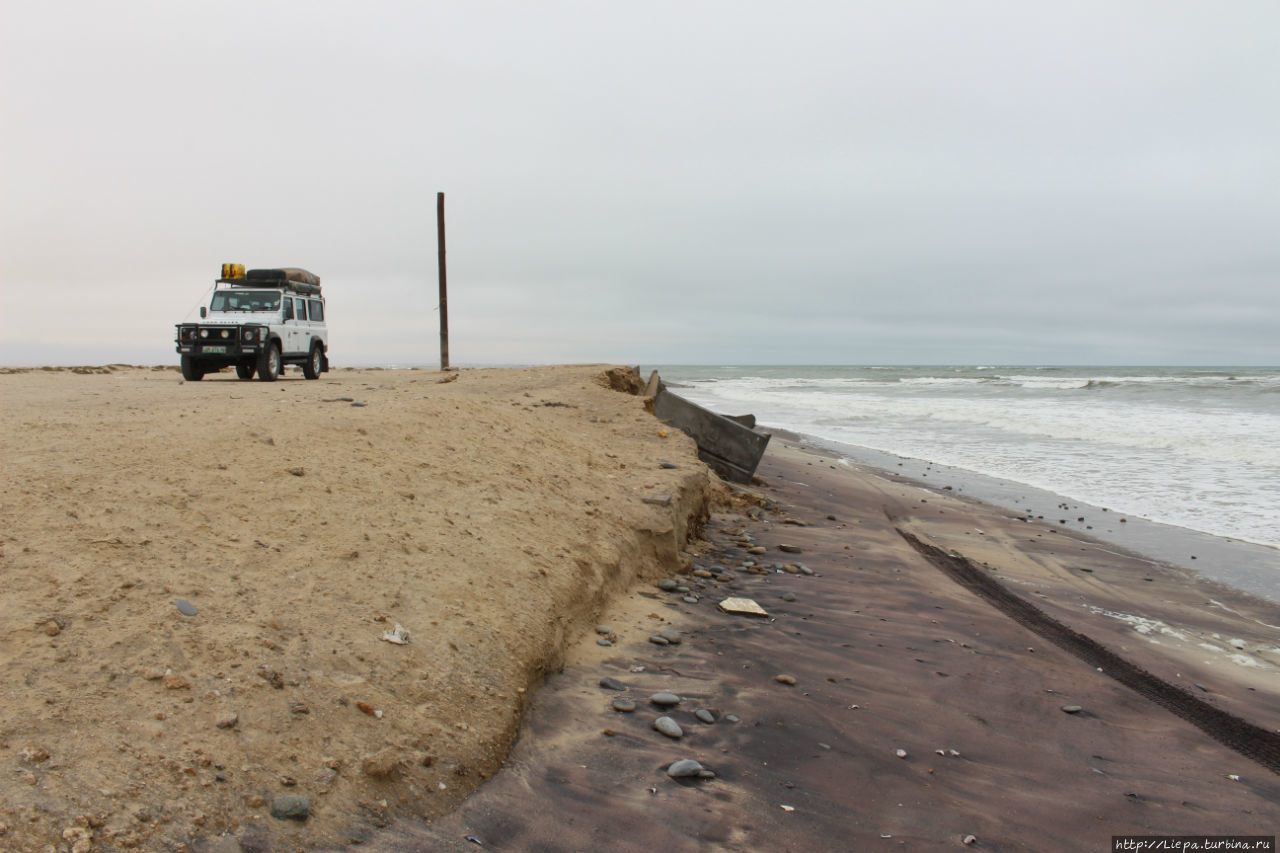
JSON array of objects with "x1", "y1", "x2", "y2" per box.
[{"x1": 437, "y1": 191, "x2": 450, "y2": 371}]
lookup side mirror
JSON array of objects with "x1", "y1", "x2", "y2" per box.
[{"x1": 200, "y1": 307, "x2": 207, "y2": 318}]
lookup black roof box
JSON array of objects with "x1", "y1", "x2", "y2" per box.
[{"x1": 242, "y1": 267, "x2": 322, "y2": 294}]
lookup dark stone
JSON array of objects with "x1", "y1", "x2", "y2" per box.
[
  {"x1": 599, "y1": 677, "x2": 626, "y2": 691},
  {"x1": 271, "y1": 794, "x2": 311, "y2": 821},
  {"x1": 174, "y1": 599, "x2": 197, "y2": 617}
]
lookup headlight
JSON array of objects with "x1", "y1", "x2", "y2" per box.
[
  {"x1": 220, "y1": 329, "x2": 230, "y2": 339},
  {"x1": 242, "y1": 328, "x2": 255, "y2": 341},
  {"x1": 199, "y1": 329, "x2": 208, "y2": 338}
]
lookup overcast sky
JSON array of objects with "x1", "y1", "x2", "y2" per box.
[{"x1": 2, "y1": 1, "x2": 1277, "y2": 367}]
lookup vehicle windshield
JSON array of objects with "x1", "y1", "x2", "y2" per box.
[{"x1": 209, "y1": 290, "x2": 281, "y2": 312}]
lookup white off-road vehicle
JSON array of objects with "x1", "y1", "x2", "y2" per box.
[{"x1": 175, "y1": 265, "x2": 329, "y2": 382}]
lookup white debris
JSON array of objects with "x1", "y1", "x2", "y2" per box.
[
  {"x1": 718, "y1": 597, "x2": 769, "y2": 617},
  {"x1": 380, "y1": 623, "x2": 410, "y2": 644}
]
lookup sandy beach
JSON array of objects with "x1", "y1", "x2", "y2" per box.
[
  {"x1": 0, "y1": 364, "x2": 718, "y2": 850},
  {"x1": 2, "y1": 365, "x2": 1278, "y2": 851}
]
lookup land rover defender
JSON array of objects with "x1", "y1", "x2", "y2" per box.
[{"x1": 175, "y1": 264, "x2": 329, "y2": 382}]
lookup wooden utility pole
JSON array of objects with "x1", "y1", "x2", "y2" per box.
[{"x1": 437, "y1": 191, "x2": 450, "y2": 371}]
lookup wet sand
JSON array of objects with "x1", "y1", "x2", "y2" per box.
[{"x1": 391, "y1": 439, "x2": 1280, "y2": 852}]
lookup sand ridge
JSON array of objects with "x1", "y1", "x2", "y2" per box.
[{"x1": 0, "y1": 364, "x2": 717, "y2": 850}]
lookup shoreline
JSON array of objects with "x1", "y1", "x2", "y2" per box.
[
  {"x1": 3, "y1": 365, "x2": 1279, "y2": 850},
  {"x1": 395, "y1": 434, "x2": 1280, "y2": 851},
  {"x1": 783, "y1": 430, "x2": 1280, "y2": 606}
]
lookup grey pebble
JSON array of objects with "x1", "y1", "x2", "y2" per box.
[
  {"x1": 666, "y1": 759, "x2": 703, "y2": 777},
  {"x1": 659, "y1": 461, "x2": 678, "y2": 469},
  {"x1": 695, "y1": 709, "x2": 716, "y2": 724},
  {"x1": 653, "y1": 716, "x2": 683, "y2": 738},
  {"x1": 779, "y1": 544, "x2": 803, "y2": 554},
  {"x1": 596, "y1": 638, "x2": 613, "y2": 647},
  {"x1": 698, "y1": 769, "x2": 716, "y2": 779},
  {"x1": 350, "y1": 401, "x2": 368, "y2": 407},
  {"x1": 724, "y1": 714, "x2": 741, "y2": 723},
  {"x1": 599, "y1": 677, "x2": 626, "y2": 691},
  {"x1": 650, "y1": 692, "x2": 681, "y2": 706},
  {"x1": 270, "y1": 794, "x2": 311, "y2": 821},
  {"x1": 175, "y1": 599, "x2": 198, "y2": 617},
  {"x1": 798, "y1": 564, "x2": 815, "y2": 576},
  {"x1": 611, "y1": 698, "x2": 636, "y2": 712},
  {"x1": 658, "y1": 629, "x2": 682, "y2": 645},
  {"x1": 682, "y1": 595, "x2": 699, "y2": 604},
  {"x1": 1061, "y1": 704, "x2": 1083, "y2": 714},
  {"x1": 657, "y1": 579, "x2": 679, "y2": 592},
  {"x1": 594, "y1": 625, "x2": 613, "y2": 635},
  {"x1": 649, "y1": 635, "x2": 669, "y2": 646},
  {"x1": 780, "y1": 592, "x2": 797, "y2": 602}
]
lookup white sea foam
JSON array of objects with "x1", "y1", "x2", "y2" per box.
[{"x1": 662, "y1": 365, "x2": 1280, "y2": 551}]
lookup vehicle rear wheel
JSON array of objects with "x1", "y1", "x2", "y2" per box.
[
  {"x1": 256, "y1": 342, "x2": 281, "y2": 382},
  {"x1": 235, "y1": 362, "x2": 256, "y2": 380},
  {"x1": 180, "y1": 355, "x2": 204, "y2": 381},
  {"x1": 303, "y1": 344, "x2": 322, "y2": 380}
]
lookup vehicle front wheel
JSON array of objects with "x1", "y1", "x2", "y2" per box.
[
  {"x1": 303, "y1": 344, "x2": 322, "y2": 380},
  {"x1": 235, "y1": 362, "x2": 256, "y2": 380},
  {"x1": 180, "y1": 355, "x2": 204, "y2": 381},
  {"x1": 256, "y1": 342, "x2": 281, "y2": 382}
]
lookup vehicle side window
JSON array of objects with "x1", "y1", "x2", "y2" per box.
[
  {"x1": 309, "y1": 300, "x2": 323, "y2": 322},
  {"x1": 283, "y1": 298, "x2": 294, "y2": 321},
  {"x1": 296, "y1": 299, "x2": 308, "y2": 321}
]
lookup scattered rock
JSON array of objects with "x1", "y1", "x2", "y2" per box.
[
  {"x1": 361, "y1": 748, "x2": 400, "y2": 778},
  {"x1": 594, "y1": 625, "x2": 613, "y2": 636},
  {"x1": 895, "y1": 749, "x2": 908, "y2": 759},
  {"x1": 650, "y1": 692, "x2": 681, "y2": 706},
  {"x1": 649, "y1": 635, "x2": 669, "y2": 646},
  {"x1": 695, "y1": 709, "x2": 716, "y2": 724},
  {"x1": 164, "y1": 674, "x2": 191, "y2": 690},
  {"x1": 775, "y1": 674, "x2": 797, "y2": 685},
  {"x1": 657, "y1": 579, "x2": 679, "y2": 592},
  {"x1": 964, "y1": 835, "x2": 977, "y2": 845},
  {"x1": 658, "y1": 629, "x2": 682, "y2": 645},
  {"x1": 285, "y1": 467, "x2": 306, "y2": 477},
  {"x1": 596, "y1": 638, "x2": 613, "y2": 647},
  {"x1": 780, "y1": 592, "x2": 797, "y2": 602},
  {"x1": 215, "y1": 713, "x2": 239, "y2": 729},
  {"x1": 174, "y1": 599, "x2": 198, "y2": 617},
  {"x1": 724, "y1": 714, "x2": 741, "y2": 723},
  {"x1": 1061, "y1": 705, "x2": 1083, "y2": 714},
  {"x1": 611, "y1": 698, "x2": 636, "y2": 712},
  {"x1": 20, "y1": 745, "x2": 50, "y2": 764},
  {"x1": 659, "y1": 461, "x2": 677, "y2": 469},
  {"x1": 719, "y1": 597, "x2": 769, "y2": 617},
  {"x1": 43, "y1": 620, "x2": 61, "y2": 636},
  {"x1": 653, "y1": 716, "x2": 683, "y2": 738},
  {"x1": 270, "y1": 794, "x2": 311, "y2": 821},
  {"x1": 643, "y1": 494, "x2": 673, "y2": 507},
  {"x1": 779, "y1": 544, "x2": 803, "y2": 554},
  {"x1": 666, "y1": 759, "x2": 703, "y2": 778},
  {"x1": 599, "y1": 677, "x2": 625, "y2": 691}
]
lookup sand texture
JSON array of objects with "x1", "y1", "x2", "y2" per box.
[
  {"x1": 4, "y1": 365, "x2": 1280, "y2": 852},
  {"x1": 0, "y1": 365, "x2": 716, "y2": 850}
]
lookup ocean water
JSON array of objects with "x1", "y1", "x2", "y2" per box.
[{"x1": 654, "y1": 366, "x2": 1280, "y2": 560}]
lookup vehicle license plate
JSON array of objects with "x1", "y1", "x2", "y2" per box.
[{"x1": 203, "y1": 345, "x2": 227, "y2": 354}]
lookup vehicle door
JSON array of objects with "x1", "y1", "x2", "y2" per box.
[{"x1": 281, "y1": 297, "x2": 304, "y2": 354}]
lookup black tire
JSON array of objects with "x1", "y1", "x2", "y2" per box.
[
  {"x1": 235, "y1": 362, "x2": 256, "y2": 380},
  {"x1": 256, "y1": 342, "x2": 281, "y2": 382},
  {"x1": 180, "y1": 355, "x2": 204, "y2": 381},
  {"x1": 303, "y1": 344, "x2": 322, "y2": 380}
]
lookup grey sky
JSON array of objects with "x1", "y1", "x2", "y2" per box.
[{"x1": 2, "y1": 1, "x2": 1277, "y2": 366}]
